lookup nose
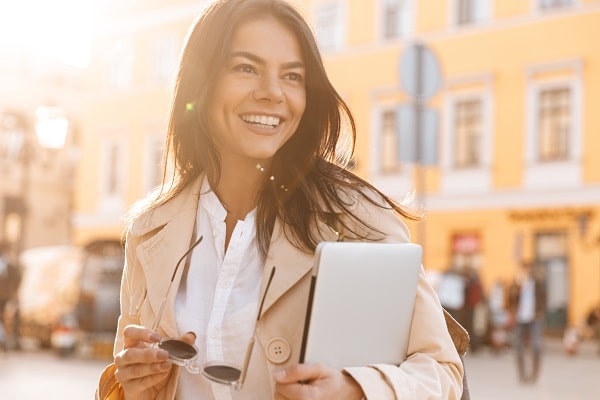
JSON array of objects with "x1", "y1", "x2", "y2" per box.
[{"x1": 253, "y1": 74, "x2": 284, "y2": 103}]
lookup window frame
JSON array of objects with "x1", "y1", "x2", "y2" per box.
[
  {"x1": 99, "y1": 137, "x2": 127, "y2": 212},
  {"x1": 108, "y1": 39, "x2": 135, "y2": 90},
  {"x1": 441, "y1": 78, "x2": 493, "y2": 194},
  {"x1": 150, "y1": 32, "x2": 179, "y2": 85},
  {"x1": 524, "y1": 60, "x2": 582, "y2": 189},
  {"x1": 313, "y1": 0, "x2": 346, "y2": 53},
  {"x1": 378, "y1": 0, "x2": 414, "y2": 40},
  {"x1": 369, "y1": 102, "x2": 413, "y2": 198},
  {"x1": 449, "y1": 0, "x2": 491, "y2": 27}
]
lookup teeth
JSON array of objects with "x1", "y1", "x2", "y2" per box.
[{"x1": 242, "y1": 114, "x2": 280, "y2": 127}]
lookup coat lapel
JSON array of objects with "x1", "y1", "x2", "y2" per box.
[
  {"x1": 259, "y1": 217, "x2": 341, "y2": 316},
  {"x1": 132, "y1": 178, "x2": 202, "y2": 338}
]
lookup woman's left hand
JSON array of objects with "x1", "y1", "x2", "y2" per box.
[{"x1": 273, "y1": 363, "x2": 363, "y2": 400}]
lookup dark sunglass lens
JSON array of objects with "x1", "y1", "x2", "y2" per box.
[
  {"x1": 159, "y1": 339, "x2": 197, "y2": 360},
  {"x1": 204, "y1": 365, "x2": 242, "y2": 382}
]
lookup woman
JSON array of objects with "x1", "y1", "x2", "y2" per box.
[{"x1": 97, "y1": 0, "x2": 467, "y2": 399}]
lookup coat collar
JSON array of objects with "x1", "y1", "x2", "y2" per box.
[{"x1": 130, "y1": 176, "x2": 203, "y2": 237}]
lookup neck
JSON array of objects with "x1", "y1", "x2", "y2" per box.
[{"x1": 215, "y1": 162, "x2": 267, "y2": 220}]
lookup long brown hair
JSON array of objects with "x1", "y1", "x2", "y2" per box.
[{"x1": 134, "y1": 0, "x2": 418, "y2": 257}]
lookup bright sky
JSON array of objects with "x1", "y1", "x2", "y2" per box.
[{"x1": 0, "y1": 0, "x2": 95, "y2": 68}]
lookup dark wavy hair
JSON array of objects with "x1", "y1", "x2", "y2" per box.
[{"x1": 139, "y1": 0, "x2": 418, "y2": 257}]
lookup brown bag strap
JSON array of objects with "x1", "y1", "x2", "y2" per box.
[
  {"x1": 96, "y1": 363, "x2": 124, "y2": 400},
  {"x1": 443, "y1": 308, "x2": 470, "y2": 355}
]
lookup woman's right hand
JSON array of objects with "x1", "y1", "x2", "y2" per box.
[{"x1": 114, "y1": 325, "x2": 173, "y2": 400}]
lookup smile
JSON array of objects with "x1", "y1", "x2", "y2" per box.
[{"x1": 240, "y1": 114, "x2": 281, "y2": 128}]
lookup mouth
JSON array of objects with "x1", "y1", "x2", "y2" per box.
[{"x1": 240, "y1": 114, "x2": 281, "y2": 129}]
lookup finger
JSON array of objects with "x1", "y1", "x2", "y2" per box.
[
  {"x1": 274, "y1": 377, "x2": 313, "y2": 400},
  {"x1": 179, "y1": 331, "x2": 197, "y2": 345},
  {"x1": 122, "y1": 324, "x2": 162, "y2": 348},
  {"x1": 274, "y1": 363, "x2": 326, "y2": 384},
  {"x1": 117, "y1": 365, "x2": 171, "y2": 397},
  {"x1": 116, "y1": 346, "x2": 170, "y2": 368},
  {"x1": 114, "y1": 347, "x2": 172, "y2": 387},
  {"x1": 116, "y1": 358, "x2": 172, "y2": 385}
]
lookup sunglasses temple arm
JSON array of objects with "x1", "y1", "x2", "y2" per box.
[
  {"x1": 237, "y1": 335, "x2": 255, "y2": 389},
  {"x1": 237, "y1": 267, "x2": 275, "y2": 389},
  {"x1": 150, "y1": 236, "x2": 204, "y2": 333}
]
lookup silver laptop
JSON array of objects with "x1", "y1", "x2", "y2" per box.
[{"x1": 299, "y1": 241, "x2": 422, "y2": 368}]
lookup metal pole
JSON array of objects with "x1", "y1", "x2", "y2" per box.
[
  {"x1": 414, "y1": 45, "x2": 426, "y2": 258},
  {"x1": 17, "y1": 136, "x2": 31, "y2": 261}
]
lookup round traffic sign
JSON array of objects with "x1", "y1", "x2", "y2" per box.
[{"x1": 399, "y1": 42, "x2": 442, "y2": 100}]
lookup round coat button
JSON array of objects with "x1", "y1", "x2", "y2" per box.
[{"x1": 265, "y1": 337, "x2": 291, "y2": 364}]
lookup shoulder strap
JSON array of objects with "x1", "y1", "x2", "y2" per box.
[
  {"x1": 96, "y1": 363, "x2": 124, "y2": 400},
  {"x1": 443, "y1": 308, "x2": 470, "y2": 355}
]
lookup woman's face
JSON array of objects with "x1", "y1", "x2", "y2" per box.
[{"x1": 208, "y1": 17, "x2": 307, "y2": 168}]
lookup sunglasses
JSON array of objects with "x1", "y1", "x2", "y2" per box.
[{"x1": 151, "y1": 234, "x2": 276, "y2": 390}]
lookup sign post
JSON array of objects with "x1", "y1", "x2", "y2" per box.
[{"x1": 398, "y1": 42, "x2": 442, "y2": 249}]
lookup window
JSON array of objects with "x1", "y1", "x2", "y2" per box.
[
  {"x1": 314, "y1": 1, "x2": 344, "y2": 52},
  {"x1": 151, "y1": 34, "x2": 179, "y2": 84},
  {"x1": 538, "y1": 0, "x2": 574, "y2": 10},
  {"x1": 109, "y1": 40, "x2": 134, "y2": 90},
  {"x1": 441, "y1": 78, "x2": 492, "y2": 194},
  {"x1": 524, "y1": 59, "x2": 582, "y2": 188},
  {"x1": 537, "y1": 87, "x2": 570, "y2": 162},
  {"x1": 0, "y1": 113, "x2": 25, "y2": 161},
  {"x1": 100, "y1": 138, "x2": 126, "y2": 211},
  {"x1": 382, "y1": 0, "x2": 412, "y2": 39},
  {"x1": 144, "y1": 135, "x2": 166, "y2": 193},
  {"x1": 380, "y1": 110, "x2": 402, "y2": 174},
  {"x1": 370, "y1": 103, "x2": 412, "y2": 196},
  {"x1": 106, "y1": 143, "x2": 120, "y2": 196},
  {"x1": 453, "y1": 99, "x2": 482, "y2": 168},
  {"x1": 453, "y1": 0, "x2": 490, "y2": 26}
]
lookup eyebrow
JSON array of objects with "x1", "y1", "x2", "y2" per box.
[{"x1": 230, "y1": 51, "x2": 305, "y2": 70}]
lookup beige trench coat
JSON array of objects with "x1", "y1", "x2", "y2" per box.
[{"x1": 114, "y1": 176, "x2": 466, "y2": 399}]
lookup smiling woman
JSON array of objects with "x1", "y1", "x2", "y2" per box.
[{"x1": 0, "y1": 0, "x2": 94, "y2": 67}]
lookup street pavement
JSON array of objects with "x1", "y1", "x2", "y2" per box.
[
  {"x1": 0, "y1": 337, "x2": 598, "y2": 399},
  {"x1": 464, "y1": 338, "x2": 599, "y2": 400}
]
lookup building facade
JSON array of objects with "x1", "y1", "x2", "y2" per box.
[{"x1": 77, "y1": 0, "x2": 600, "y2": 330}]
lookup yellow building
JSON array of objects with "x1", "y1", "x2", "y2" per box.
[{"x1": 78, "y1": 0, "x2": 600, "y2": 332}]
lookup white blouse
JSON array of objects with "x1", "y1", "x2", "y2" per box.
[{"x1": 175, "y1": 179, "x2": 263, "y2": 400}]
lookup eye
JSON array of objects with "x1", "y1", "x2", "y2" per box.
[
  {"x1": 284, "y1": 72, "x2": 304, "y2": 83},
  {"x1": 233, "y1": 64, "x2": 257, "y2": 74}
]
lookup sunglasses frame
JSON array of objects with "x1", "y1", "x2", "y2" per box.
[{"x1": 150, "y1": 234, "x2": 276, "y2": 388}]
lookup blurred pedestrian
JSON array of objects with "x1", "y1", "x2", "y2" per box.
[
  {"x1": 488, "y1": 279, "x2": 510, "y2": 352},
  {"x1": 585, "y1": 303, "x2": 600, "y2": 354},
  {"x1": 0, "y1": 242, "x2": 20, "y2": 352},
  {"x1": 464, "y1": 266, "x2": 486, "y2": 352},
  {"x1": 437, "y1": 265, "x2": 468, "y2": 328},
  {"x1": 563, "y1": 301, "x2": 600, "y2": 356},
  {"x1": 508, "y1": 261, "x2": 547, "y2": 384}
]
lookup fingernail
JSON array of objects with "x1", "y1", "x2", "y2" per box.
[
  {"x1": 157, "y1": 349, "x2": 169, "y2": 360},
  {"x1": 150, "y1": 333, "x2": 162, "y2": 342},
  {"x1": 273, "y1": 370, "x2": 286, "y2": 380},
  {"x1": 186, "y1": 331, "x2": 197, "y2": 340}
]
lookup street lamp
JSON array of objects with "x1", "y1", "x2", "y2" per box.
[
  {"x1": 0, "y1": 107, "x2": 70, "y2": 262},
  {"x1": 35, "y1": 106, "x2": 69, "y2": 150}
]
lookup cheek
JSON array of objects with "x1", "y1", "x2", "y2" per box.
[{"x1": 293, "y1": 93, "x2": 307, "y2": 120}]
